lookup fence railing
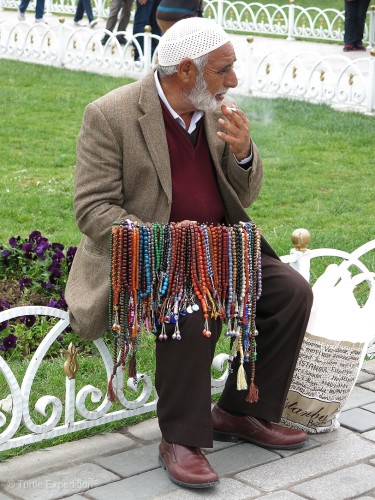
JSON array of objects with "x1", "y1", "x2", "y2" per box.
[
  {"x1": 1, "y1": 0, "x2": 374, "y2": 46},
  {"x1": 1, "y1": 19, "x2": 375, "y2": 113},
  {"x1": 1, "y1": 230, "x2": 374, "y2": 452}
]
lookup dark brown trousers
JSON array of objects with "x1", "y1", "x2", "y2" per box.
[{"x1": 155, "y1": 244, "x2": 313, "y2": 448}]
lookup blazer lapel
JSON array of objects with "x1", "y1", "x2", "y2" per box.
[
  {"x1": 138, "y1": 73, "x2": 172, "y2": 204},
  {"x1": 203, "y1": 110, "x2": 226, "y2": 183}
]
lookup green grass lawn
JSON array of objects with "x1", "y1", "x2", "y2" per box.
[{"x1": 0, "y1": 58, "x2": 374, "y2": 459}]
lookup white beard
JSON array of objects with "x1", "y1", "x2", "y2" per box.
[{"x1": 185, "y1": 72, "x2": 227, "y2": 112}]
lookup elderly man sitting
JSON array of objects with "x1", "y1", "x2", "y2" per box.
[{"x1": 66, "y1": 17, "x2": 313, "y2": 489}]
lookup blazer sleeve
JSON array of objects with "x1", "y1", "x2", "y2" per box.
[
  {"x1": 73, "y1": 102, "x2": 139, "y2": 249},
  {"x1": 225, "y1": 141, "x2": 263, "y2": 208}
]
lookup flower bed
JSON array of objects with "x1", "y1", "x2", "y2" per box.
[{"x1": 0, "y1": 231, "x2": 77, "y2": 358}]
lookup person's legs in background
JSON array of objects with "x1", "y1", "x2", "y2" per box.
[
  {"x1": 74, "y1": 0, "x2": 97, "y2": 26},
  {"x1": 34, "y1": 0, "x2": 45, "y2": 21},
  {"x1": 353, "y1": 0, "x2": 370, "y2": 49},
  {"x1": 17, "y1": 0, "x2": 31, "y2": 20},
  {"x1": 344, "y1": 0, "x2": 370, "y2": 51},
  {"x1": 74, "y1": 0, "x2": 85, "y2": 23},
  {"x1": 133, "y1": 0, "x2": 161, "y2": 60},
  {"x1": 117, "y1": 0, "x2": 134, "y2": 33}
]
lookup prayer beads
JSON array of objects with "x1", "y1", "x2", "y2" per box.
[{"x1": 108, "y1": 220, "x2": 262, "y2": 403}]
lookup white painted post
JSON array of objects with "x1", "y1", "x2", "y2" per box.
[
  {"x1": 44, "y1": 0, "x2": 52, "y2": 17},
  {"x1": 368, "y1": 5, "x2": 375, "y2": 49},
  {"x1": 244, "y1": 36, "x2": 254, "y2": 95},
  {"x1": 217, "y1": 0, "x2": 224, "y2": 28},
  {"x1": 143, "y1": 25, "x2": 152, "y2": 76},
  {"x1": 96, "y1": 0, "x2": 105, "y2": 22},
  {"x1": 366, "y1": 49, "x2": 375, "y2": 113},
  {"x1": 58, "y1": 18, "x2": 66, "y2": 68},
  {"x1": 287, "y1": 0, "x2": 295, "y2": 41}
]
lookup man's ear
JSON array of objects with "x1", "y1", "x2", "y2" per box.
[{"x1": 177, "y1": 58, "x2": 197, "y2": 85}]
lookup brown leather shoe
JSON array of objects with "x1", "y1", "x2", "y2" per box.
[
  {"x1": 212, "y1": 404, "x2": 307, "y2": 450},
  {"x1": 159, "y1": 438, "x2": 219, "y2": 488}
]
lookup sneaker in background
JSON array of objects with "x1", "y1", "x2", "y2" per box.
[
  {"x1": 17, "y1": 8, "x2": 25, "y2": 20},
  {"x1": 343, "y1": 44, "x2": 354, "y2": 52},
  {"x1": 89, "y1": 19, "x2": 98, "y2": 28}
]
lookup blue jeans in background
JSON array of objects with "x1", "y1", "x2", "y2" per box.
[
  {"x1": 133, "y1": 0, "x2": 161, "y2": 59},
  {"x1": 74, "y1": 0, "x2": 95, "y2": 23},
  {"x1": 19, "y1": 0, "x2": 45, "y2": 19}
]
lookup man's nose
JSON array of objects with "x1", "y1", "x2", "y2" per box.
[{"x1": 225, "y1": 68, "x2": 238, "y2": 88}]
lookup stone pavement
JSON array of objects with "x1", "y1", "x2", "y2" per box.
[{"x1": 1, "y1": 359, "x2": 375, "y2": 500}]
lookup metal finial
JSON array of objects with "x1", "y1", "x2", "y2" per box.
[
  {"x1": 247, "y1": 36, "x2": 254, "y2": 44},
  {"x1": 291, "y1": 228, "x2": 311, "y2": 252}
]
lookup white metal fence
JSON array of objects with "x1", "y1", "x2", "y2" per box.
[
  {"x1": 1, "y1": 18, "x2": 375, "y2": 114},
  {"x1": 1, "y1": 232, "x2": 374, "y2": 452}
]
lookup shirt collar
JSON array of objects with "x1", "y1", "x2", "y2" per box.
[{"x1": 154, "y1": 71, "x2": 204, "y2": 134}]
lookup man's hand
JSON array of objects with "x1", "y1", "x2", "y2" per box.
[{"x1": 217, "y1": 104, "x2": 251, "y2": 161}]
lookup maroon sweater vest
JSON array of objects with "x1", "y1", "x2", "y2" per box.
[{"x1": 161, "y1": 103, "x2": 225, "y2": 225}]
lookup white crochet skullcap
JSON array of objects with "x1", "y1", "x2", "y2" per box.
[{"x1": 157, "y1": 17, "x2": 231, "y2": 67}]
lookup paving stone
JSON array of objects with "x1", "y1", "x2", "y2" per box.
[
  {"x1": 60, "y1": 496, "x2": 86, "y2": 499},
  {"x1": 292, "y1": 463, "x2": 375, "y2": 499},
  {"x1": 234, "y1": 433, "x2": 375, "y2": 492},
  {"x1": 272, "y1": 437, "x2": 320, "y2": 458},
  {"x1": 308, "y1": 425, "x2": 352, "y2": 444},
  {"x1": 258, "y1": 492, "x2": 307, "y2": 499},
  {"x1": 85, "y1": 467, "x2": 177, "y2": 499},
  {"x1": 153, "y1": 478, "x2": 260, "y2": 499},
  {"x1": 127, "y1": 417, "x2": 162, "y2": 441},
  {"x1": 357, "y1": 371, "x2": 375, "y2": 384},
  {"x1": 361, "y1": 380, "x2": 375, "y2": 391},
  {"x1": 204, "y1": 440, "x2": 239, "y2": 453},
  {"x1": 0, "y1": 492, "x2": 13, "y2": 499},
  {"x1": 363, "y1": 429, "x2": 375, "y2": 443},
  {"x1": 362, "y1": 360, "x2": 375, "y2": 375},
  {"x1": 207, "y1": 442, "x2": 279, "y2": 476},
  {"x1": 0, "y1": 433, "x2": 135, "y2": 481},
  {"x1": 339, "y1": 408, "x2": 375, "y2": 432},
  {"x1": 342, "y1": 386, "x2": 375, "y2": 411},
  {"x1": 95, "y1": 442, "x2": 160, "y2": 477},
  {"x1": 363, "y1": 402, "x2": 375, "y2": 412},
  {"x1": 2, "y1": 463, "x2": 119, "y2": 500}
]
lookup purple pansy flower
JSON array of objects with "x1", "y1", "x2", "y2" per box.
[
  {"x1": 20, "y1": 315, "x2": 36, "y2": 328},
  {"x1": 19, "y1": 277, "x2": 33, "y2": 291},
  {"x1": 22, "y1": 242, "x2": 33, "y2": 259},
  {"x1": 1, "y1": 333, "x2": 17, "y2": 351},
  {"x1": 28, "y1": 231, "x2": 42, "y2": 242},
  {"x1": 52, "y1": 242, "x2": 64, "y2": 251}
]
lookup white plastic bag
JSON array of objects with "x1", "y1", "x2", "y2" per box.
[{"x1": 281, "y1": 264, "x2": 375, "y2": 433}]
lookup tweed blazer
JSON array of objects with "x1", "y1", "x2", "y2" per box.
[{"x1": 65, "y1": 71, "x2": 265, "y2": 340}]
